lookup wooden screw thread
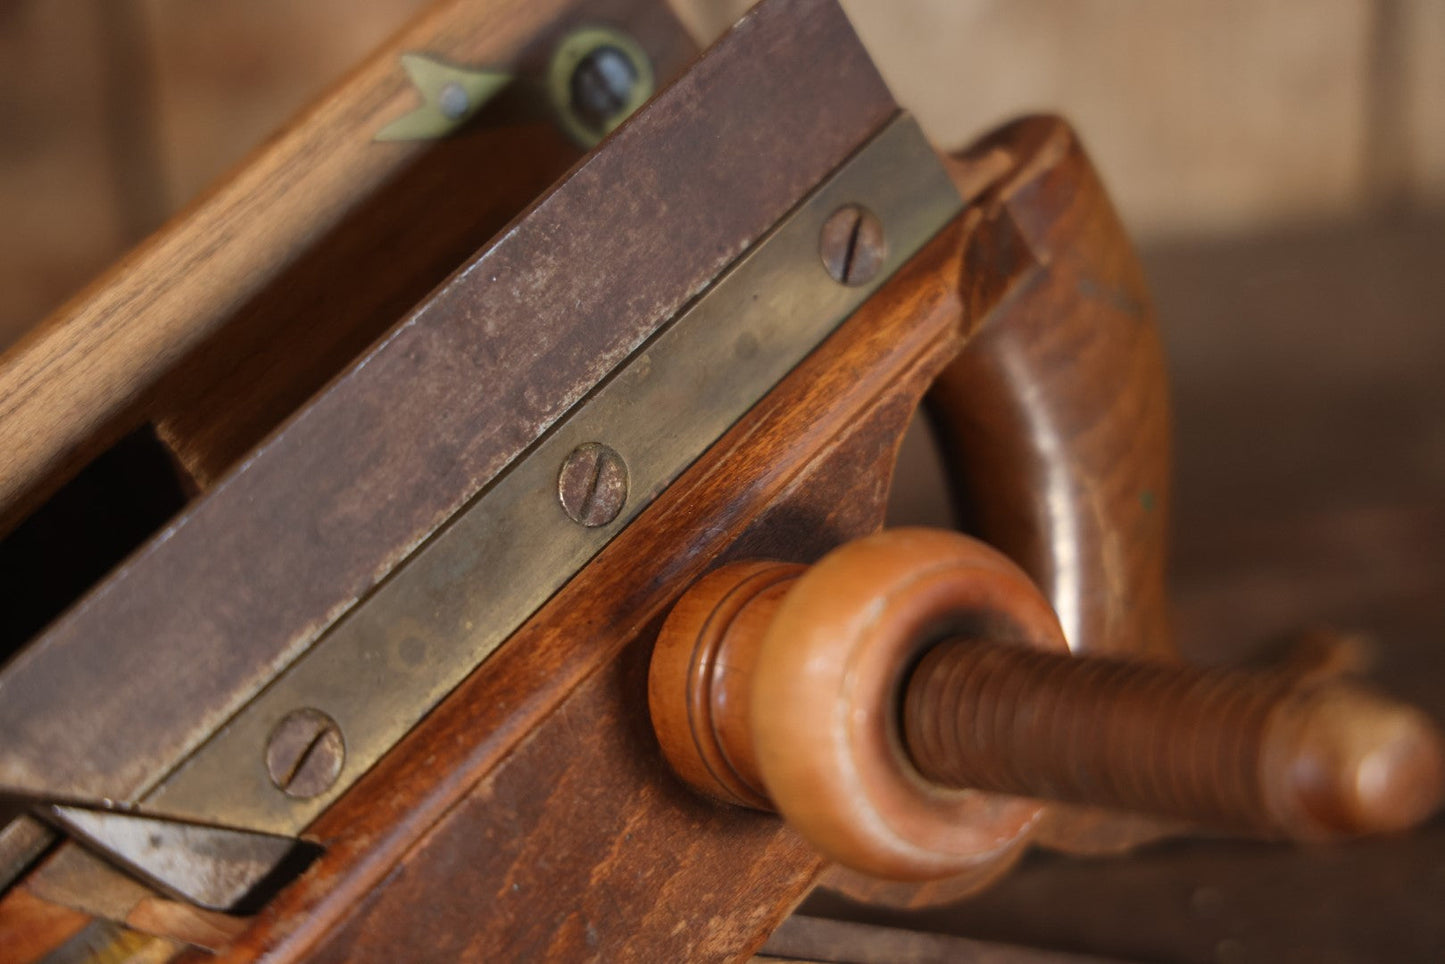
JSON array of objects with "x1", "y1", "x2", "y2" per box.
[{"x1": 904, "y1": 640, "x2": 1445, "y2": 838}]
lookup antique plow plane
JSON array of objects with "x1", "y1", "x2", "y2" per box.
[{"x1": 0, "y1": 0, "x2": 1439, "y2": 960}]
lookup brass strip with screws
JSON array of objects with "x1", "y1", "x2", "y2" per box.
[
  {"x1": 142, "y1": 114, "x2": 961, "y2": 835},
  {"x1": 374, "y1": 27, "x2": 655, "y2": 144}
]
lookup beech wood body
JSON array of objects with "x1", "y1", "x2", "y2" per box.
[
  {"x1": 3, "y1": 108, "x2": 1160, "y2": 957},
  {"x1": 0, "y1": 0, "x2": 696, "y2": 535},
  {"x1": 0, "y1": 0, "x2": 1219, "y2": 948},
  {"x1": 933, "y1": 116, "x2": 1172, "y2": 664},
  {"x1": 190, "y1": 205, "x2": 977, "y2": 964}
]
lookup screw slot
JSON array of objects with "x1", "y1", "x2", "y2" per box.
[
  {"x1": 819, "y1": 204, "x2": 886, "y2": 287},
  {"x1": 265, "y1": 708, "x2": 345, "y2": 799},
  {"x1": 558, "y1": 442, "x2": 628, "y2": 528}
]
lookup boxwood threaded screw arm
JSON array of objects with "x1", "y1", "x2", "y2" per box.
[
  {"x1": 904, "y1": 637, "x2": 1444, "y2": 840},
  {"x1": 649, "y1": 528, "x2": 1445, "y2": 881}
]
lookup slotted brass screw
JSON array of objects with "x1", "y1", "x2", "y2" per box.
[
  {"x1": 819, "y1": 204, "x2": 885, "y2": 286},
  {"x1": 265, "y1": 708, "x2": 346, "y2": 799},
  {"x1": 557, "y1": 442, "x2": 628, "y2": 528}
]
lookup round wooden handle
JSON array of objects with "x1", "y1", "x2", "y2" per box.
[
  {"x1": 931, "y1": 116, "x2": 1172, "y2": 662},
  {"x1": 649, "y1": 528, "x2": 1066, "y2": 880},
  {"x1": 649, "y1": 528, "x2": 1445, "y2": 880}
]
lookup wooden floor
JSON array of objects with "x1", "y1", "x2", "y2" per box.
[{"x1": 802, "y1": 212, "x2": 1445, "y2": 964}]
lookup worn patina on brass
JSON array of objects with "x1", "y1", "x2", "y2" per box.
[
  {"x1": 0, "y1": 0, "x2": 895, "y2": 823},
  {"x1": 373, "y1": 53, "x2": 513, "y2": 141},
  {"x1": 374, "y1": 24, "x2": 656, "y2": 145},
  {"x1": 0, "y1": 0, "x2": 912, "y2": 904},
  {"x1": 146, "y1": 114, "x2": 961, "y2": 834}
]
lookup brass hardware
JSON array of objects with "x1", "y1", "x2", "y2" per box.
[
  {"x1": 558, "y1": 443, "x2": 629, "y2": 528},
  {"x1": 135, "y1": 114, "x2": 960, "y2": 837},
  {"x1": 264, "y1": 708, "x2": 346, "y2": 799},
  {"x1": 819, "y1": 204, "x2": 886, "y2": 286},
  {"x1": 374, "y1": 53, "x2": 512, "y2": 142},
  {"x1": 376, "y1": 28, "x2": 654, "y2": 147},
  {"x1": 548, "y1": 26, "x2": 655, "y2": 147}
]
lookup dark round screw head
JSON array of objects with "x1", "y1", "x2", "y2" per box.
[
  {"x1": 819, "y1": 204, "x2": 886, "y2": 287},
  {"x1": 558, "y1": 442, "x2": 628, "y2": 528},
  {"x1": 265, "y1": 708, "x2": 345, "y2": 799},
  {"x1": 569, "y1": 45, "x2": 639, "y2": 131}
]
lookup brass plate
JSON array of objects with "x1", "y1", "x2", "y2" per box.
[
  {"x1": 146, "y1": 114, "x2": 962, "y2": 833},
  {"x1": 373, "y1": 53, "x2": 512, "y2": 141}
]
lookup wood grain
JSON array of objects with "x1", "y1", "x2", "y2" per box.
[
  {"x1": 194, "y1": 219, "x2": 973, "y2": 963},
  {"x1": 6, "y1": 0, "x2": 821, "y2": 810},
  {"x1": 0, "y1": 0, "x2": 694, "y2": 535},
  {"x1": 800, "y1": 212, "x2": 1445, "y2": 964},
  {"x1": 649, "y1": 531, "x2": 1064, "y2": 881},
  {"x1": 0, "y1": 887, "x2": 91, "y2": 964},
  {"x1": 929, "y1": 115, "x2": 1173, "y2": 664},
  {"x1": 0, "y1": 1, "x2": 130, "y2": 350}
]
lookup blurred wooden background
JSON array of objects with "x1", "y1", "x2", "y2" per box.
[
  {"x1": 2, "y1": 2, "x2": 1442, "y2": 962},
  {"x1": 2, "y1": 0, "x2": 1442, "y2": 349}
]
